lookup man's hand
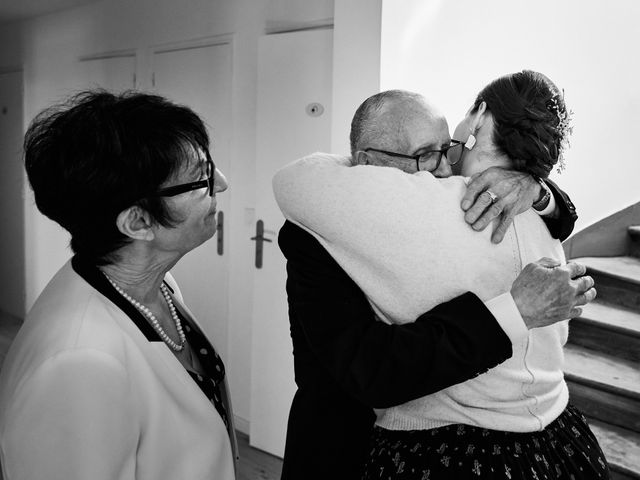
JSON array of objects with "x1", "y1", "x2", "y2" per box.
[
  {"x1": 461, "y1": 167, "x2": 542, "y2": 243},
  {"x1": 511, "y1": 258, "x2": 596, "y2": 329}
]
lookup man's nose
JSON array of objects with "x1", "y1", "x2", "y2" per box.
[{"x1": 433, "y1": 157, "x2": 452, "y2": 178}]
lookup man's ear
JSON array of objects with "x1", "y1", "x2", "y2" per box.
[
  {"x1": 116, "y1": 206, "x2": 155, "y2": 241},
  {"x1": 354, "y1": 150, "x2": 370, "y2": 166}
]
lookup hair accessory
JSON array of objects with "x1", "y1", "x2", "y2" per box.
[
  {"x1": 465, "y1": 133, "x2": 477, "y2": 150},
  {"x1": 548, "y1": 93, "x2": 574, "y2": 174}
]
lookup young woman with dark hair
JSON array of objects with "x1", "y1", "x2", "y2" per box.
[{"x1": 450, "y1": 70, "x2": 572, "y2": 179}]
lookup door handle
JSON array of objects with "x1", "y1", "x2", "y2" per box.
[
  {"x1": 216, "y1": 211, "x2": 224, "y2": 255},
  {"x1": 250, "y1": 220, "x2": 273, "y2": 269}
]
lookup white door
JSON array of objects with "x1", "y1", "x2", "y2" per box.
[
  {"x1": 250, "y1": 28, "x2": 333, "y2": 456},
  {"x1": 152, "y1": 43, "x2": 233, "y2": 362},
  {"x1": 78, "y1": 55, "x2": 136, "y2": 91},
  {"x1": 0, "y1": 71, "x2": 25, "y2": 318}
]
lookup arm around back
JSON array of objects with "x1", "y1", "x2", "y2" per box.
[
  {"x1": 544, "y1": 178, "x2": 578, "y2": 241},
  {"x1": 280, "y1": 221, "x2": 512, "y2": 409}
]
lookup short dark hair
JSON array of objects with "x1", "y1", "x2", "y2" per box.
[
  {"x1": 349, "y1": 90, "x2": 424, "y2": 157},
  {"x1": 472, "y1": 70, "x2": 569, "y2": 178},
  {"x1": 24, "y1": 90, "x2": 211, "y2": 264}
]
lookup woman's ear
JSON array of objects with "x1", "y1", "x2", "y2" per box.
[
  {"x1": 116, "y1": 206, "x2": 155, "y2": 241},
  {"x1": 471, "y1": 101, "x2": 488, "y2": 131}
]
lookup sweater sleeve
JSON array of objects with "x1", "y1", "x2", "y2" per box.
[
  {"x1": 273, "y1": 153, "x2": 450, "y2": 244},
  {"x1": 1, "y1": 350, "x2": 138, "y2": 480},
  {"x1": 280, "y1": 221, "x2": 513, "y2": 408},
  {"x1": 273, "y1": 153, "x2": 525, "y2": 326},
  {"x1": 273, "y1": 152, "x2": 473, "y2": 251}
]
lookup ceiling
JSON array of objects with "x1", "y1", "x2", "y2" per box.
[{"x1": 0, "y1": 0, "x2": 98, "y2": 24}]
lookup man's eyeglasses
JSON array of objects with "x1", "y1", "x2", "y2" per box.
[
  {"x1": 154, "y1": 155, "x2": 215, "y2": 198},
  {"x1": 364, "y1": 140, "x2": 465, "y2": 172}
]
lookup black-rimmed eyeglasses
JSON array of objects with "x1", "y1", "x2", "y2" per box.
[
  {"x1": 364, "y1": 139, "x2": 465, "y2": 172},
  {"x1": 154, "y1": 155, "x2": 215, "y2": 198}
]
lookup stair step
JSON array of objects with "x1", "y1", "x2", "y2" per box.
[
  {"x1": 588, "y1": 418, "x2": 640, "y2": 479},
  {"x1": 564, "y1": 344, "x2": 640, "y2": 400},
  {"x1": 575, "y1": 256, "x2": 640, "y2": 311},
  {"x1": 580, "y1": 300, "x2": 640, "y2": 335},
  {"x1": 569, "y1": 300, "x2": 640, "y2": 362},
  {"x1": 580, "y1": 255, "x2": 640, "y2": 284},
  {"x1": 564, "y1": 345, "x2": 640, "y2": 432}
]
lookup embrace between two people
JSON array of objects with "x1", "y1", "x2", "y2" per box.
[{"x1": 274, "y1": 70, "x2": 606, "y2": 479}]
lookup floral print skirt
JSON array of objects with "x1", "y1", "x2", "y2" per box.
[{"x1": 362, "y1": 404, "x2": 609, "y2": 479}]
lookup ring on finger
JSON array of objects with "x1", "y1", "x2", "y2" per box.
[{"x1": 485, "y1": 190, "x2": 498, "y2": 204}]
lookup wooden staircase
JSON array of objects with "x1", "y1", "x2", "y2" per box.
[{"x1": 564, "y1": 209, "x2": 640, "y2": 479}]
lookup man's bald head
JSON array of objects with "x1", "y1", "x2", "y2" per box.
[
  {"x1": 349, "y1": 90, "x2": 451, "y2": 176},
  {"x1": 350, "y1": 90, "x2": 428, "y2": 156}
]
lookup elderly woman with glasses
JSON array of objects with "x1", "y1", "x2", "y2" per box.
[{"x1": 0, "y1": 91, "x2": 236, "y2": 480}]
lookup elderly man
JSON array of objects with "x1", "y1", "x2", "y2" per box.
[{"x1": 275, "y1": 90, "x2": 592, "y2": 480}]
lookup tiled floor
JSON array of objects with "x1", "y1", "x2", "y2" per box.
[{"x1": 0, "y1": 310, "x2": 282, "y2": 480}]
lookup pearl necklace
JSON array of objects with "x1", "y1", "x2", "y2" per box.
[{"x1": 104, "y1": 273, "x2": 186, "y2": 352}]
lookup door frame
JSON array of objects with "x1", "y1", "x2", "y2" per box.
[
  {"x1": 77, "y1": 49, "x2": 138, "y2": 89},
  {"x1": 78, "y1": 48, "x2": 137, "y2": 62},
  {"x1": 0, "y1": 67, "x2": 26, "y2": 318},
  {"x1": 149, "y1": 34, "x2": 234, "y2": 58},
  {"x1": 250, "y1": 27, "x2": 334, "y2": 457},
  {"x1": 149, "y1": 34, "x2": 234, "y2": 97}
]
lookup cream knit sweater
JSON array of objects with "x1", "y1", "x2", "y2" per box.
[{"x1": 273, "y1": 153, "x2": 569, "y2": 433}]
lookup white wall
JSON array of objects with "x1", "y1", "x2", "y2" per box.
[
  {"x1": 380, "y1": 0, "x2": 640, "y2": 232},
  {"x1": 0, "y1": 23, "x2": 23, "y2": 66},
  {"x1": 0, "y1": 0, "x2": 334, "y2": 433},
  {"x1": 331, "y1": 0, "x2": 381, "y2": 153}
]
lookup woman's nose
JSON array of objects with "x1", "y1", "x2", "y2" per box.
[{"x1": 214, "y1": 168, "x2": 229, "y2": 193}]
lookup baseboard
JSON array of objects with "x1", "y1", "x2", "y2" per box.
[{"x1": 234, "y1": 415, "x2": 250, "y2": 436}]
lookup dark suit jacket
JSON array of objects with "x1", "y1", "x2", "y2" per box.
[{"x1": 279, "y1": 185, "x2": 576, "y2": 480}]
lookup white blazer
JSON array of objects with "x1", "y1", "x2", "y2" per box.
[{"x1": 0, "y1": 260, "x2": 237, "y2": 480}]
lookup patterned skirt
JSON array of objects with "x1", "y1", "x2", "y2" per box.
[{"x1": 362, "y1": 404, "x2": 609, "y2": 479}]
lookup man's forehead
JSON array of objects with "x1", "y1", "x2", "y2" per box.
[{"x1": 378, "y1": 97, "x2": 448, "y2": 149}]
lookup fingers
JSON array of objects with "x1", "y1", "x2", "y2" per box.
[
  {"x1": 568, "y1": 307, "x2": 583, "y2": 318},
  {"x1": 491, "y1": 211, "x2": 516, "y2": 244},
  {"x1": 574, "y1": 287, "x2": 597, "y2": 306},
  {"x1": 464, "y1": 192, "x2": 502, "y2": 226},
  {"x1": 565, "y1": 261, "x2": 587, "y2": 279},
  {"x1": 571, "y1": 274, "x2": 596, "y2": 314},
  {"x1": 574, "y1": 275, "x2": 595, "y2": 293},
  {"x1": 461, "y1": 172, "x2": 490, "y2": 211}
]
